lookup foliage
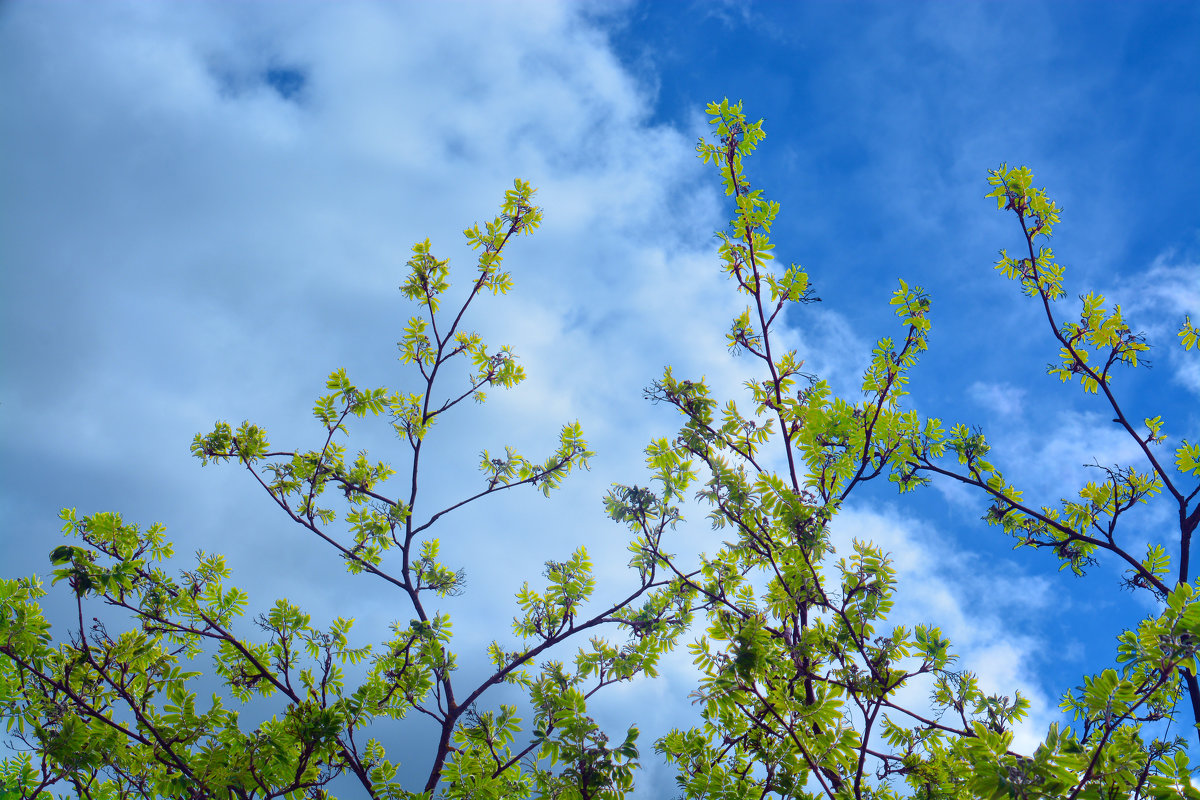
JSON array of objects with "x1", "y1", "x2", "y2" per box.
[
  {"x1": 628, "y1": 100, "x2": 1199, "y2": 799},
  {"x1": 1, "y1": 180, "x2": 689, "y2": 799},
  {"x1": 3, "y1": 100, "x2": 1199, "y2": 798}
]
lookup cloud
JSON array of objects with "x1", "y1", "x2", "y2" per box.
[
  {"x1": 1115, "y1": 252, "x2": 1200, "y2": 325},
  {"x1": 1106, "y1": 251, "x2": 1200, "y2": 397},
  {"x1": 968, "y1": 380, "x2": 1027, "y2": 418}
]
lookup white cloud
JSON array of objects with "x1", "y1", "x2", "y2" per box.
[
  {"x1": 931, "y1": 474, "x2": 978, "y2": 511},
  {"x1": 968, "y1": 380, "x2": 1026, "y2": 418},
  {"x1": 1114, "y1": 253, "x2": 1200, "y2": 325},
  {"x1": 1107, "y1": 252, "x2": 1200, "y2": 397},
  {"x1": 980, "y1": 408, "x2": 1148, "y2": 505},
  {"x1": 1175, "y1": 358, "x2": 1200, "y2": 396}
]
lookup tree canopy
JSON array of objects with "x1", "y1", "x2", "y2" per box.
[{"x1": 3, "y1": 99, "x2": 1199, "y2": 799}]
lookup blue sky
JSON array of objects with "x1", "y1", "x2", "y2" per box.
[{"x1": 2, "y1": 1, "x2": 1198, "y2": 794}]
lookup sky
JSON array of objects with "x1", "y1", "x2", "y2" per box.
[{"x1": 1, "y1": 1, "x2": 1199, "y2": 795}]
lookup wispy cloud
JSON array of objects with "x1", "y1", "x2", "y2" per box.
[
  {"x1": 968, "y1": 380, "x2": 1027, "y2": 418},
  {"x1": 1107, "y1": 251, "x2": 1200, "y2": 397}
]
